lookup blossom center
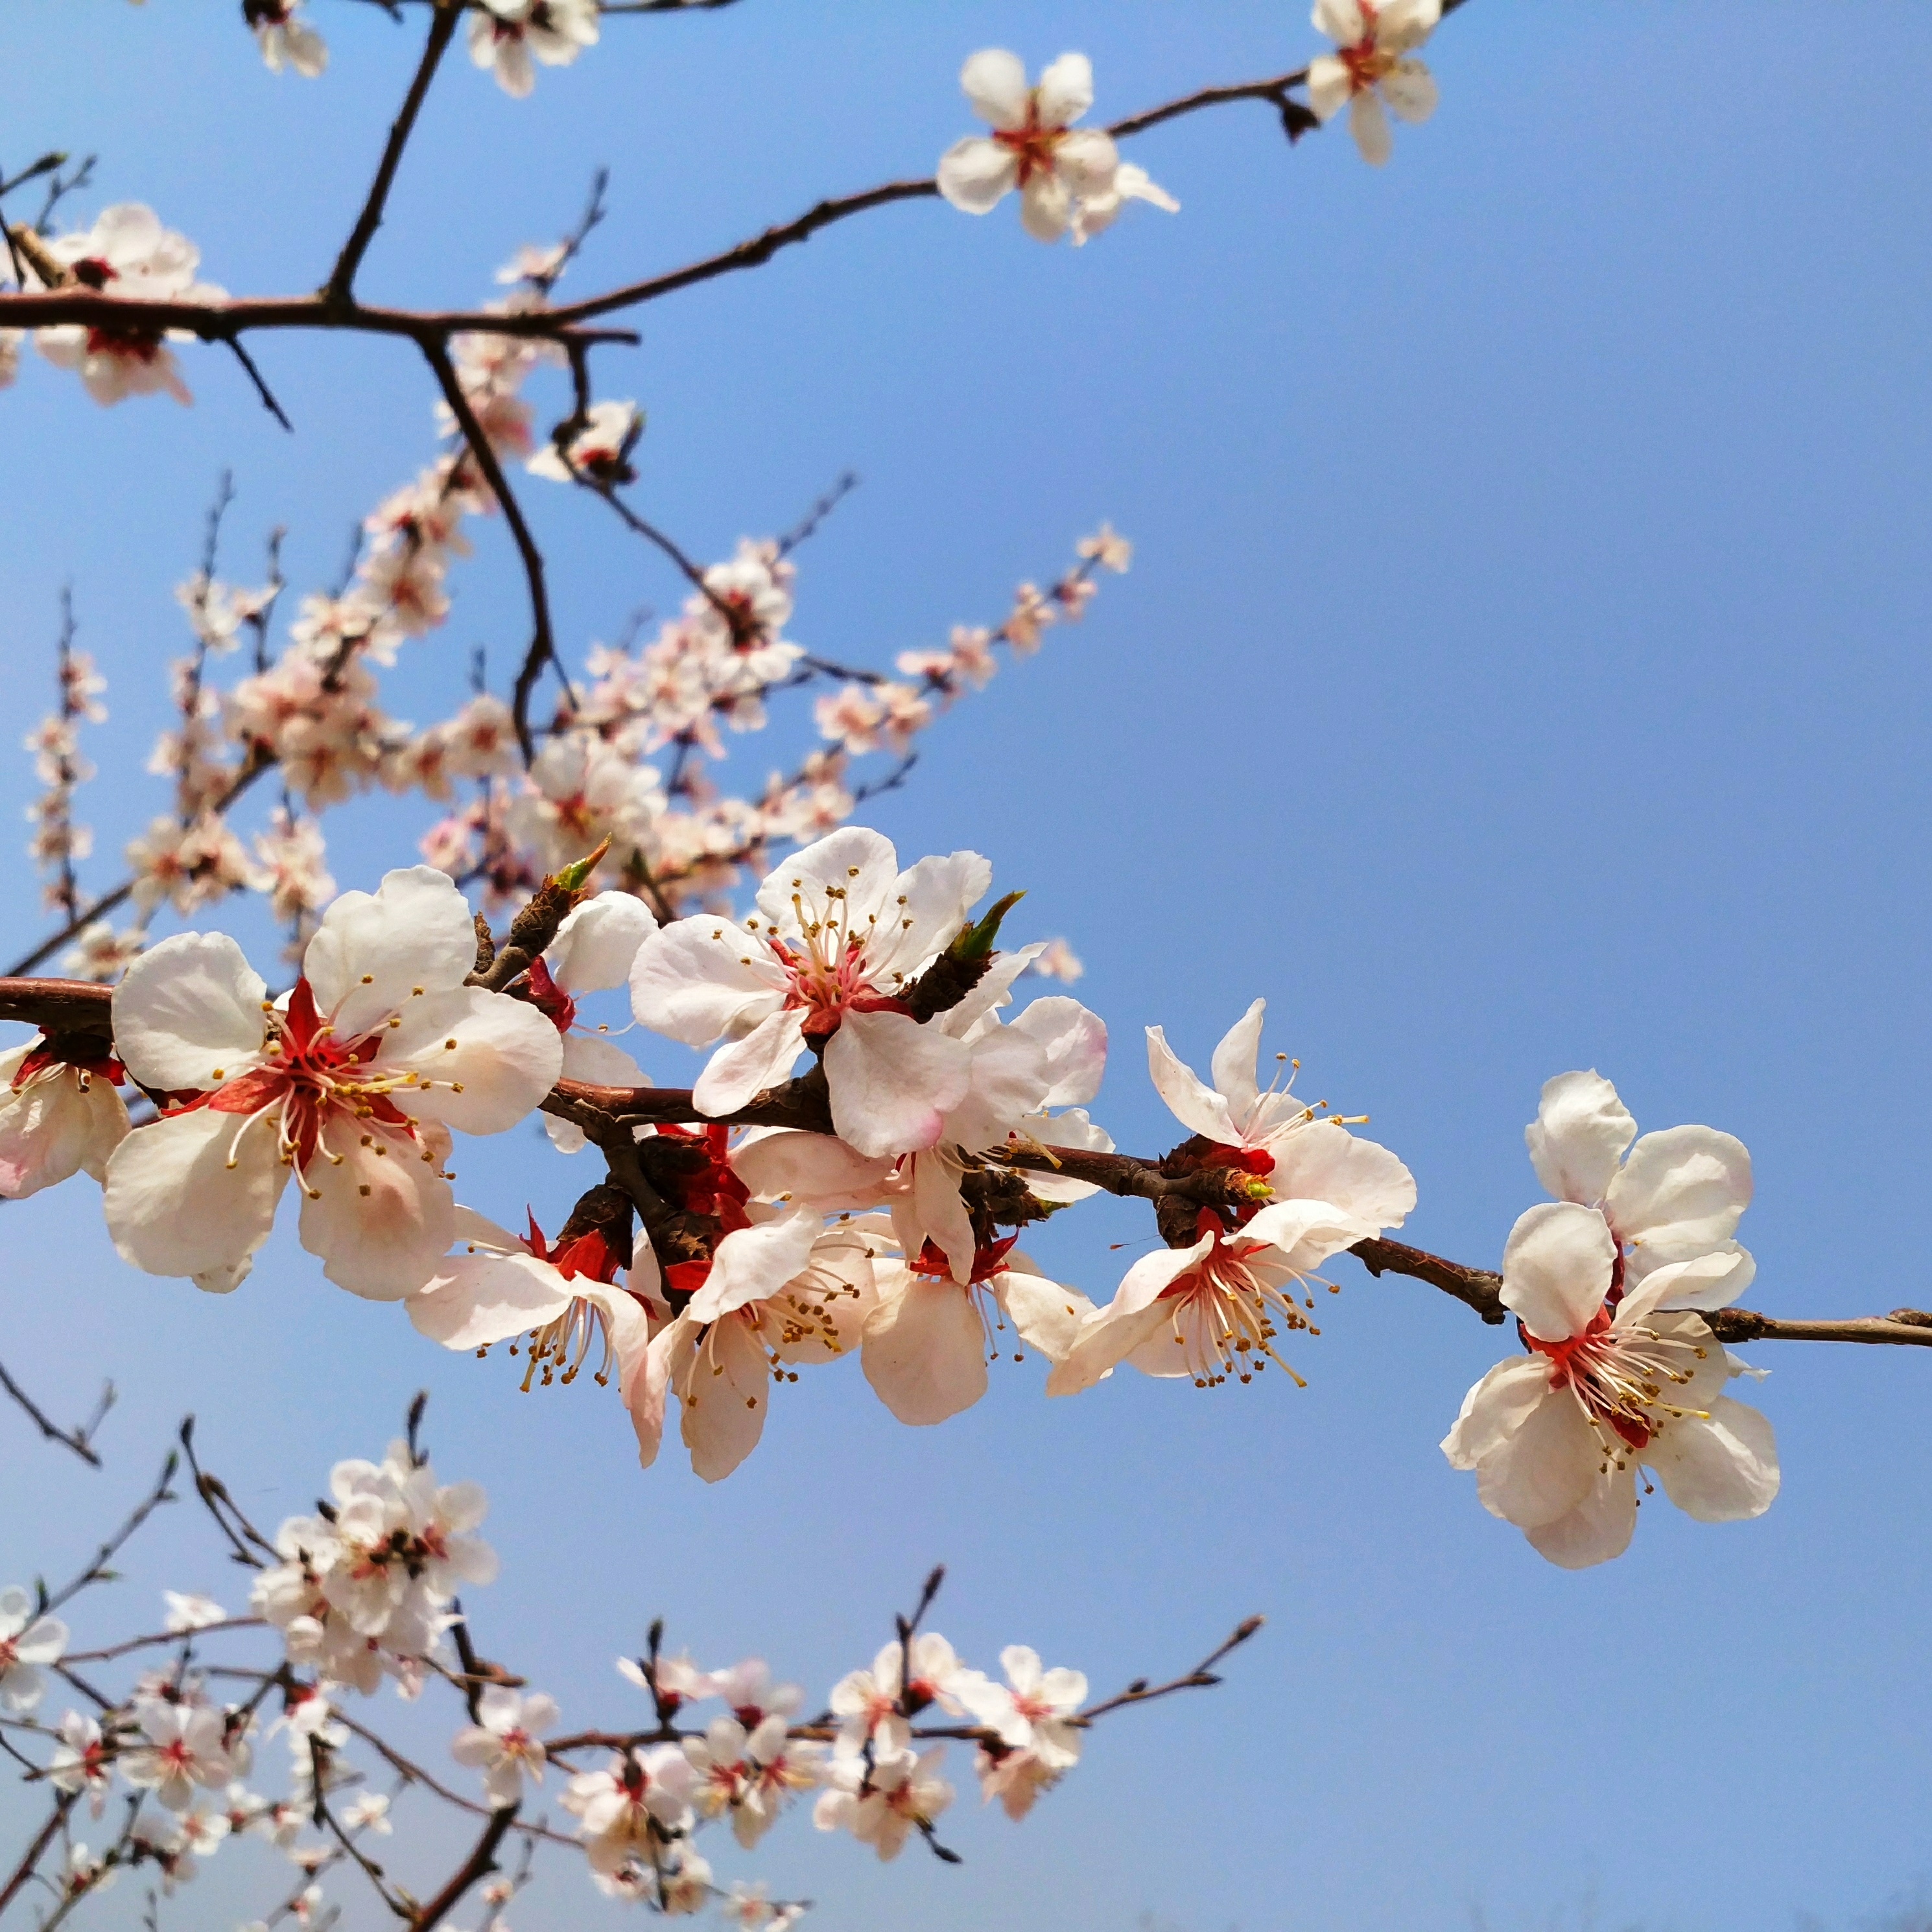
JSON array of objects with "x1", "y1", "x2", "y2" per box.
[
  {"x1": 993, "y1": 105, "x2": 1068, "y2": 185},
  {"x1": 1524, "y1": 1305, "x2": 1709, "y2": 1457},
  {"x1": 1154, "y1": 1212, "x2": 1317, "y2": 1389}
]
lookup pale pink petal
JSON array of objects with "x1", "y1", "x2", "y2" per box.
[
  {"x1": 1472, "y1": 1390, "x2": 1599, "y2": 1529},
  {"x1": 1019, "y1": 170, "x2": 1074, "y2": 242},
  {"x1": 1051, "y1": 128, "x2": 1118, "y2": 196},
  {"x1": 997, "y1": 1260, "x2": 1094, "y2": 1363},
  {"x1": 1378, "y1": 0, "x2": 1443, "y2": 51},
  {"x1": 1306, "y1": 53, "x2": 1354, "y2": 121},
  {"x1": 1603, "y1": 1125, "x2": 1752, "y2": 1258},
  {"x1": 1498, "y1": 1201, "x2": 1614, "y2": 1342},
  {"x1": 754, "y1": 827, "x2": 899, "y2": 935},
  {"x1": 1618, "y1": 1245, "x2": 1755, "y2": 1321},
  {"x1": 694, "y1": 1008, "x2": 808, "y2": 1117},
  {"x1": 1380, "y1": 56, "x2": 1438, "y2": 122},
  {"x1": 112, "y1": 932, "x2": 268, "y2": 1094},
  {"x1": 408, "y1": 1251, "x2": 572, "y2": 1350},
  {"x1": 681, "y1": 1317, "x2": 771, "y2": 1480},
  {"x1": 298, "y1": 1131, "x2": 454, "y2": 1300},
  {"x1": 1264, "y1": 1125, "x2": 1415, "y2": 1232},
  {"x1": 1440, "y1": 1355, "x2": 1555, "y2": 1469},
  {"x1": 861, "y1": 1279, "x2": 988, "y2": 1423},
  {"x1": 629, "y1": 918, "x2": 787, "y2": 1047},
  {"x1": 1033, "y1": 51, "x2": 1094, "y2": 126},
  {"x1": 1049, "y1": 1293, "x2": 1173, "y2": 1390},
  {"x1": 866, "y1": 848, "x2": 994, "y2": 986},
  {"x1": 729, "y1": 1127, "x2": 892, "y2": 1209},
  {"x1": 1008, "y1": 996, "x2": 1107, "y2": 1108},
  {"x1": 1349, "y1": 89, "x2": 1393, "y2": 164},
  {"x1": 689, "y1": 1210, "x2": 821, "y2": 1322},
  {"x1": 1313, "y1": 0, "x2": 1367, "y2": 41},
  {"x1": 1206, "y1": 999, "x2": 1266, "y2": 1125},
  {"x1": 823, "y1": 1008, "x2": 972, "y2": 1159}
]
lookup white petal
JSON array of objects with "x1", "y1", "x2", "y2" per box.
[
  {"x1": 630, "y1": 918, "x2": 786, "y2": 1046},
  {"x1": 937, "y1": 137, "x2": 1020, "y2": 215},
  {"x1": 303, "y1": 866, "x2": 477, "y2": 1041},
  {"x1": 694, "y1": 1008, "x2": 807, "y2": 1117},
  {"x1": 298, "y1": 1133, "x2": 454, "y2": 1300},
  {"x1": 689, "y1": 1209, "x2": 821, "y2": 1322},
  {"x1": 1524, "y1": 1469, "x2": 1638, "y2": 1569},
  {"x1": 409, "y1": 1252, "x2": 572, "y2": 1349},
  {"x1": 0, "y1": 1070, "x2": 127, "y2": 1197},
  {"x1": 1019, "y1": 171, "x2": 1073, "y2": 242},
  {"x1": 958, "y1": 47, "x2": 1030, "y2": 130},
  {"x1": 1643, "y1": 1397, "x2": 1779, "y2": 1522},
  {"x1": 754, "y1": 827, "x2": 899, "y2": 936},
  {"x1": 1441, "y1": 1354, "x2": 1554, "y2": 1469},
  {"x1": 104, "y1": 1108, "x2": 289, "y2": 1281},
  {"x1": 1378, "y1": 0, "x2": 1443, "y2": 51},
  {"x1": 1264, "y1": 1124, "x2": 1415, "y2": 1232},
  {"x1": 1052, "y1": 128, "x2": 1118, "y2": 196},
  {"x1": 941, "y1": 1026, "x2": 1050, "y2": 1153},
  {"x1": 998, "y1": 1262, "x2": 1095, "y2": 1363},
  {"x1": 1239, "y1": 1196, "x2": 1374, "y2": 1272},
  {"x1": 868, "y1": 848, "x2": 994, "y2": 985},
  {"x1": 891, "y1": 1150, "x2": 977, "y2": 1285},
  {"x1": 861, "y1": 1280, "x2": 988, "y2": 1424},
  {"x1": 390, "y1": 987, "x2": 563, "y2": 1136},
  {"x1": 1379, "y1": 57, "x2": 1438, "y2": 123},
  {"x1": 1049, "y1": 1293, "x2": 1173, "y2": 1391},
  {"x1": 1524, "y1": 1069, "x2": 1635, "y2": 1207},
  {"x1": 1498, "y1": 1201, "x2": 1614, "y2": 1342},
  {"x1": 1305, "y1": 54, "x2": 1354, "y2": 121},
  {"x1": 1006, "y1": 997, "x2": 1106, "y2": 1108},
  {"x1": 548, "y1": 891, "x2": 657, "y2": 993},
  {"x1": 1472, "y1": 1390, "x2": 1599, "y2": 1529},
  {"x1": 1205, "y1": 999, "x2": 1266, "y2": 1126},
  {"x1": 1618, "y1": 1245, "x2": 1754, "y2": 1319},
  {"x1": 1349, "y1": 89, "x2": 1393, "y2": 165},
  {"x1": 1144, "y1": 1026, "x2": 1237, "y2": 1142},
  {"x1": 823, "y1": 1009, "x2": 972, "y2": 1159},
  {"x1": 1313, "y1": 0, "x2": 1366, "y2": 41},
  {"x1": 1603, "y1": 1125, "x2": 1752, "y2": 1257},
  {"x1": 1034, "y1": 51, "x2": 1094, "y2": 126},
  {"x1": 112, "y1": 932, "x2": 268, "y2": 1094}
]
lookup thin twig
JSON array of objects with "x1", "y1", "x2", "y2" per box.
[
  {"x1": 325, "y1": 0, "x2": 463, "y2": 309},
  {"x1": 225, "y1": 337, "x2": 294, "y2": 430},
  {"x1": 410, "y1": 1804, "x2": 519, "y2": 1932},
  {"x1": 39, "y1": 1446, "x2": 179, "y2": 1616},
  {"x1": 0, "y1": 1359, "x2": 110, "y2": 1467},
  {"x1": 0, "y1": 1789, "x2": 77, "y2": 1918}
]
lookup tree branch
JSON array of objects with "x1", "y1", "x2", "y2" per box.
[
  {"x1": 410, "y1": 1804, "x2": 518, "y2": 1932},
  {"x1": 325, "y1": 0, "x2": 463, "y2": 309},
  {"x1": 419, "y1": 338, "x2": 556, "y2": 760},
  {"x1": 0, "y1": 1357, "x2": 112, "y2": 1467}
]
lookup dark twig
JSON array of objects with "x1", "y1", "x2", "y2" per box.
[
  {"x1": 777, "y1": 470, "x2": 860, "y2": 556},
  {"x1": 1350, "y1": 1236, "x2": 1507, "y2": 1324},
  {"x1": 325, "y1": 0, "x2": 463, "y2": 309},
  {"x1": 0, "y1": 1790, "x2": 77, "y2": 1918},
  {"x1": 39, "y1": 1446, "x2": 179, "y2": 1616},
  {"x1": 1079, "y1": 1615, "x2": 1265, "y2": 1723},
  {"x1": 225, "y1": 337, "x2": 294, "y2": 431},
  {"x1": 411, "y1": 1804, "x2": 519, "y2": 1932},
  {"x1": 0, "y1": 1359, "x2": 111, "y2": 1467},
  {"x1": 421, "y1": 338, "x2": 558, "y2": 760}
]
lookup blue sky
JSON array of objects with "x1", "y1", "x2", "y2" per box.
[{"x1": 2, "y1": 3, "x2": 1931, "y2": 1928}]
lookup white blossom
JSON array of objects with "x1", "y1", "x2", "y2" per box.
[
  {"x1": 469, "y1": 0, "x2": 599, "y2": 99},
  {"x1": 0, "y1": 1586, "x2": 67, "y2": 1713},
  {"x1": 1307, "y1": 0, "x2": 1442, "y2": 166},
  {"x1": 452, "y1": 1684, "x2": 560, "y2": 1808}
]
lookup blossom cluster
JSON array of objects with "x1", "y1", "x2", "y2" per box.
[{"x1": 0, "y1": 1425, "x2": 1155, "y2": 1927}]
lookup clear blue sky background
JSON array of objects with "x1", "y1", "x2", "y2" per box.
[{"x1": 1, "y1": 4, "x2": 1929, "y2": 1929}]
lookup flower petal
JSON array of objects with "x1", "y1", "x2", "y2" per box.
[
  {"x1": 958, "y1": 47, "x2": 1030, "y2": 130},
  {"x1": 303, "y1": 866, "x2": 477, "y2": 1041},
  {"x1": 937, "y1": 137, "x2": 1020, "y2": 215},
  {"x1": 861, "y1": 1279, "x2": 988, "y2": 1424},
  {"x1": 998, "y1": 1260, "x2": 1094, "y2": 1363},
  {"x1": 689, "y1": 1209, "x2": 822, "y2": 1323},
  {"x1": 104, "y1": 1107, "x2": 289, "y2": 1281},
  {"x1": 390, "y1": 987, "x2": 563, "y2": 1136},
  {"x1": 1349, "y1": 89, "x2": 1393, "y2": 165},
  {"x1": 1524, "y1": 1069, "x2": 1636, "y2": 1207},
  {"x1": 1472, "y1": 1389, "x2": 1598, "y2": 1529},
  {"x1": 1498, "y1": 1201, "x2": 1614, "y2": 1342},
  {"x1": 1603, "y1": 1124, "x2": 1752, "y2": 1257},
  {"x1": 1265, "y1": 1124, "x2": 1415, "y2": 1232},
  {"x1": 408, "y1": 1251, "x2": 573, "y2": 1350},
  {"x1": 113, "y1": 932, "x2": 268, "y2": 1094},
  {"x1": 730, "y1": 1127, "x2": 893, "y2": 1209},
  {"x1": 680, "y1": 1317, "x2": 770, "y2": 1481},
  {"x1": 1380, "y1": 56, "x2": 1439, "y2": 123},
  {"x1": 1006, "y1": 996, "x2": 1106, "y2": 1108},
  {"x1": 1441, "y1": 1354, "x2": 1554, "y2": 1469},
  {"x1": 1144, "y1": 1025, "x2": 1237, "y2": 1142},
  {"x1": 1207, "y1": 999, "x2": 1266, "y2": 1127},
  {"x1": 694, "y1": 1008, "x2": 807, "y2": 1118},
  {"x1": 298, "y1": 1131, "x2": 454, "y2": 1300},
  {"x1": 1035, "y1": 51, "x2": 1094, "y2": 126},
  {"x1": 823, "y1": 1008, "x2": 972, "y2": 1159},
  {"x1": 630, "y1": 917, "x2": 786, "y2": 1046},
  {"x1": 1524, "y1": 1468, "x2": 1638, "y2": 1569},
  {"x1": 1052, "y1": 128, "x2": 1118, "y2": 196},
  {"x1": 1019, "y1": 170, "x2": 1074, "y2": 242},
  {"x1": 1643, "y1": 1397, "x2": 1780, "y2": 1522},
  {"x1": 548, "y1": 891, "x2": 657, "y2": 993}
]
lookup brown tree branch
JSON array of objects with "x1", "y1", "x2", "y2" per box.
[
  {"x1": 0, "y1": 1357, "x2": 112, "y2": 1467},
  {"x1": 0, "y1": 1789, "x2": 76, "y2": 1918},
  {"x1": 410, "y1": 1804, "x2": 518, "y2": 1932}
]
